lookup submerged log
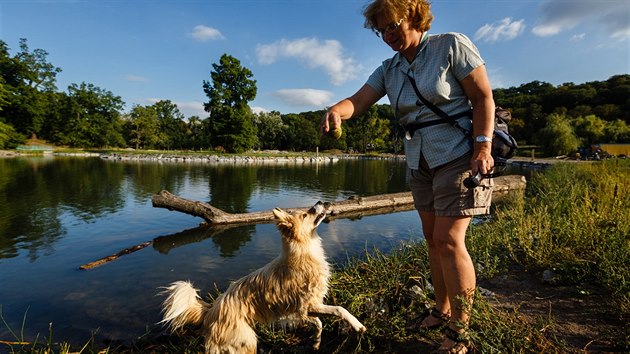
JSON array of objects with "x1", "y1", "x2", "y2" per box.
[
  {"x1": 79, "y1": 241, "x2": 152, "y2": 270},
  {"x1": 152, "y1": 175, "x2": 526, "y2": 225}
]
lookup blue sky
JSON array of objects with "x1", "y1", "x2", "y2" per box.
[{"x1": 1, "y1": 0, "x2": 628, "y2": 118}]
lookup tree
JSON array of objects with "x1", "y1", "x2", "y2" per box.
[
  {"x1": 153, "y1": 100, "x2": 186, "y2": 150},
  {"x1": 347, "y1": 105, "x2": 391, "y2": 152},
  {"x1": 185, "y1": 115, "x2": 205, "y2": 150},
  {"x1": 603, "y1": 119, "x2": 630, "y2": 143},
  {"x1": 203, "y1": 54, "x2": 257, "y2": 153},
  {"x1": 280, "y1": 114, "x2": 318, "y2": 151},
  {"x1": 0, "y1": 79, "x2": 10, "y2": 111},
  {"x1": 52, "y1": 83, "x2": 125, "y2": 148},
  {"x1": 592, "y1": 104, "x2": 621, "y2": 122},
  {"x1": 573, "y1": 115, "x2": 606, "y2": 146},
  {"x1": 126, "y1": 104, "x2": 159, "y2": 149},
  {"x1": 0, "y1": 39, "x2": 62, "y2": 137},
  {"x1": 542, "y1": 83, "x2": 597, "y2": 112},
  {"x1": 253, "y1": 111, "x2": 285, "y2": 150},
  {"x1": 0, "y1": 121, "x2": 24, "y2": 148},
  {"x1": 535, "y1": 113, "x2": 580, "y2": 156}
]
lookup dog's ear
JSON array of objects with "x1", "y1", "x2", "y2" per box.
[
  {"x1": 273, "y1": 207, "x2": 288, "y2": 220},
  {"x1": 273, "y1": 208, "x2": 294, "y2": 230}
]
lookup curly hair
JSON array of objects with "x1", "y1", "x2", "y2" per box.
[{"x1": 363, "y1": 0, "x2": 433, "y2": 34}]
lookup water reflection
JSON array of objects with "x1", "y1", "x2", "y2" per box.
[
  {"x1": 0, "y1": 156, "x2": 415, "y2": 346},
  {"x1": 153, "y1": 224, "x2": 256, "y2": 258}
]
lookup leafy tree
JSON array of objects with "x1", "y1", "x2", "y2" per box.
[
  {"x1": 568, "y1": 105, "x2": 593, "y2": 118},
  {"x1": 13, "y1": 39, "x2": 60, "y2": 92},
  {"x1": 534, "y1": 113, "x2": 580, "y2": 156},
  {"x1": 0, "y1": 79, "x2": 10, "y2": 111},
  {"x1": 494, "y1": 80, "x2": 553, "y2": 109},
  {"x1": 52, "y1": 83, "x2": 124, "y2": 148},
  {"x1": 0, "y1": 39, "x2": 61, "y2": 138},
  {"x1": 153, "y1": 100, "x2": 186, "y2": 150},
  {"x1": 603, "y1": 119, "x2": 630, "y2": 143},
  {"x1": 185, "y1": 115, "x2": 206, "y2": 150},
  {"x1": 518, "y1": 103, "x2": 546, "y2": 141},
  {"x1": 347, "y1": 105, "x2": 392, "y2": 152},
  {"x1": 602, "y1": 75, "x2": 630, "y2": 107},
  {"x1": 0, "y1": 121, "x2": 24, "y2": 148},
  {"x1": 543, "y1": 83, "x2": 597, "y2": 111},
  {"x1": 203, "y1": 54, "x2": 257, "y2": 152},
  {"x1": 253, "y1": 111, "x2": 286, "y2": 150},
  {"x1": 592, "y1": 104, "x2": 621, "y2": 122},
  {"x1": 280, "y1": 114, "x2": 318, "y2": 151},
  {"x1": 573, "y1": 115, "x2": 606, "y2": 146},
  {"x1": 126, "y1": 104, "x2": 159, "y2": 149}
]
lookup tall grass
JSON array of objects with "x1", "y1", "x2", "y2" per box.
[{"x1": 471, "y1": 159, "x2": 629, "y2": 311}]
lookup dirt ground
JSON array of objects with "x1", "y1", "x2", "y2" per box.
[{"x1": 479, "y1": 266, "x2": 627, "y2": 353}]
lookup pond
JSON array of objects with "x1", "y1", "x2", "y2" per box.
[{"x1": 0, "y1": 155, "x2": 427, "y2": 347}]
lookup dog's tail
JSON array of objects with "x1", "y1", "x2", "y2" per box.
[{"x1": 159, "y1": 280, "x2": 207, "y2": 332}]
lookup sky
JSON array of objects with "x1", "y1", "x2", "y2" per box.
[{"x1": 1, "y1": 0, "x2": 628, "y2": 118}]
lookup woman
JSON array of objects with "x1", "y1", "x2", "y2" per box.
[{"x1": 321, "y1": 1, "x2": 494, "y2": 353}]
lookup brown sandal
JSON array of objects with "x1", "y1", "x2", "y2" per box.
[
  {"x1": 436, "y1": 327, "x2": 472, "y2": 354},
  {"x1": 419, "y1": 307, "x2": 450, "y2": 330}
]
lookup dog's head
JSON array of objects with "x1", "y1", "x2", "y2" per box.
[{"x1": 273, "y1": 201, "x2": 330, "y2": 242}]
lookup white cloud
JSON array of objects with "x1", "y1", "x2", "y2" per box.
[
  {"x1": 532, "y1": 0, "x2": 629, "y2": 40},
  {"x1": 256, "y1": 38, "x2": 361, "y2": 86},
  {"x1": 175, "y1": 101, "x2": 206, "y2": 117},
  {"x1": 474, "y1": 17, "x2": 525, "y2": 43},
  {"x1": 273, "y1": 89, "x2": 334, "y2": 108},
  {"x1": 191, "y1": 25, "x2": 224, "y2": 41},
  {"x1": 251, "y1": 106, "x2": 269, "y2": 114},
  {"x1": 570, "y1": 33, "x2": 586, "y2": 42}
]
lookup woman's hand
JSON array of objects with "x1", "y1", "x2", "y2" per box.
[
  {"x1": 320, "y1": 84, "x2": 382, "y2": 135},
  {"x1": 321, "y1": 109, "x2": 341, "y2": 135},
  {"x1": 471, "y1": 143, "x2": 494, "y2": 177}
]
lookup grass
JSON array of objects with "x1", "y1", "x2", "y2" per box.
[
  {"x1": 472, "y1": 159, "x2": 629, "y2": 305},
  {"x1": 2, "y1": 159, "x2": 629, "y2": 353}
]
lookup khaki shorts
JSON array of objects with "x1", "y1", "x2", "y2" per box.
[{"x1": 409, "y1": 153, "x2": 493, "y2": 216}]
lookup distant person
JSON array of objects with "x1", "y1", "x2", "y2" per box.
[{"x1": 321, "y1": 0, "x2": 495, "y2": 352}]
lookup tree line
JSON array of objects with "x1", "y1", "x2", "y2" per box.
[{"x1": 1, "y1": 38, "x2": 629, "y2": 155}]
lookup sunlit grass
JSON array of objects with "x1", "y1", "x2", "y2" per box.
[{"x1": 471, "y1": 159, "x2": 629, "y2": 309}]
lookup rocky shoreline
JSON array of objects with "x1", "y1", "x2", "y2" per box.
[{"x1": 1, "y1": 149, "x2": 558, "y2": 170}]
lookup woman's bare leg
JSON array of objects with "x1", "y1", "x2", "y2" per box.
[
  {"x1": 419, "y1": 211, "x2": 451, "y2": 326},
  {"x1": 432, "y1": 215, "x2": 475, "y2": 350}
]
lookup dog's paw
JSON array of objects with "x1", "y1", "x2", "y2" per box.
[{"x1": 356, "y1": 324, "x2": 367, "y2": 333}]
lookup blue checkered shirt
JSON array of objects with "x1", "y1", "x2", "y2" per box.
[{"x1": 366, "y1": 32, "x2": 485, "y2": 170}]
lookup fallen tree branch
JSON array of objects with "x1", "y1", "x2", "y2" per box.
[
  {"x1": 151, "y1": 190, "x2": 416, "y2": 225},
  {"x1": 79, "y1": 175, "x2": 526, "y2": 270},
  {"x1": 151, "y1": 175, "x2": 526, "y2": 225},
  {"x1": 79, "y1": 241, "x2": 152, "y2": 270}
]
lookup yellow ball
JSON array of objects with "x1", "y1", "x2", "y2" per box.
[{"x1": 331, "y1": 126, "x2": 342, "y2": 140}]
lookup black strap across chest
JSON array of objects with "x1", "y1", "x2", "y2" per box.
[{"x1": 405, "y1": 74, "x2": 471, "y2": 137}]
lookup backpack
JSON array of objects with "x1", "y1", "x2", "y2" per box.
[
  {"x1": 492, "y1": 107, "x2": 518, "y2": 165},
  {"x1": 405, "y1": 74, "x2": 518, "y2": 166}
]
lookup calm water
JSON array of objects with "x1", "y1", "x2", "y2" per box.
[{"x1": 0, "y1": 155, "x2": 424, "y2": 347}]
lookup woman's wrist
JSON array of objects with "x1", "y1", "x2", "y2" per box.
[{"x1": 473, "y1": 142, "x2": 492, "y2": 155}]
